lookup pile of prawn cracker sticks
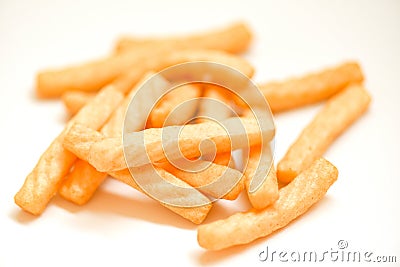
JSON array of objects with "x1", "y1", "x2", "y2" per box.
[{"x1": 15, "y1": 22, "x2": 371, "y2": 251}]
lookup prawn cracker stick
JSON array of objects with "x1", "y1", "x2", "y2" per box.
[
  {"x1": 203, "y1": 152, "x2": 236, "y2": 169},
  {"x1": 62, "y1": 91, "x2": 96, "y2": 116},
  {"x1": 103, "y1": 71, "x2": 159, "y2": 136},
  {"x1": 59, "y1": 160, "x2": 107, "y2": 205},
  {"x1": 143, "y1": 49, "x2": 254, "y2": 79},
  {"x1": 59, "y1": 72, "x2": 159, "y2": 204},
  {"x1": 158, "y1": 159, "x2": 244, "y2": 200},
  {"x1": 116, "y1": 22, "x2": 252, "y2": 54},
  {"x1": 36, "y1": 46, "x2": 169, "y2": 98},
  {"x1": 61, "y1": 68, "x2": 158, "y2": 116},
  {"x1": 14, "y1": 86, "x2": 124, "y2": 215},
  {"x1": 277, "y1": 84, "x2": 371, "y2": 183},
  {"x1": 259, "y1": 62, "x2": 364, "y2": 112},
  {"x1": 127, "y1": 116, "x2": 274, "y2": 168},
  {"x1": 197, "y1": 85, "x2": 233, "y2": 123},
  {"x1": 150, "y1": 84, "x2": 202, "y2": 128},
  {"x1": 111, "y1": 49, "x2": 254, "y2": 98},
  {"x1": 62, "y1": 125, "x2": 212, "y2": 223},
  {"x1": 110, "y1": 169, "x2": 212, "y2": 224},
  {"x1": 197, "y1": 158, "x2": 338, "y2": 250},
  {"x1": 64, "y1": 116, "x2": 274, "y2": 172},
  {"x1": 244, "y1": 145, "x2": 278, "y2": 209},
  {"x1": 200, "y1": 152, "x2": 243, "y2": 195},
  {"x1": 37, "y1": 49, "x2": 253, "y2": 98}
]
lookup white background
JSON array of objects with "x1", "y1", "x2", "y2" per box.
[{"x1": 1, "y1": 0, "x2": 399, "y2": 266}]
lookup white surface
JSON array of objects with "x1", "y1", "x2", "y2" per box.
[{"x1": 1, "y1": 0, "x2": 400, "y2": 266}]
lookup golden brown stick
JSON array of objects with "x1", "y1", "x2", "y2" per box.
[
  {"x1": 210, "y1": 152, "x2": 235, "y2": 168},
  {"x1": 62, "y1": 81, "x2": 244, "y2": 118},
  {"x1": 59, "y1": 160, "x2": 107, "y2": 205},
  {"x1": 62, "y1": 91, "x2": 96, "y2": 116},
  {"x1": 59, "y1": 124, "x2": 212, "y2": 224},
  {"x1": 14, "y1": 86, "x2": 124, "y2": 215},
  {"x1": 259, "y1": 62, "x2": 364, "y2": 112},
  {"x1": 36, "y1": 46, "x2": 168, "y2": 98},
  {"x1": 109, "y1": 169, "x2": 212, "y2": 224},
  {"x1": 59, "y1": 73, "x2": 157, "y2": 205},
  {"x1": 37, "y1": 49, "x2": 254, "y2": 98},
  {"x1": 277, "y1": 84, "x2": 371, "y2": 184},
  {"x1": 115, "y1": 22, "x2": 252, "y2": 54},
  {"x1": 149, "y1": 84, "x2": 202, "y2": 128},
  {"x1": 197, "y1": 85, "x2": 233, "y2": 123},
  {"x1": 158, "y1": 159, "x2": 244, "y2": 200},
  {"x1": 243, "y1": 146, "x2": 278, "y2": 209},
  {"x1": 208, "y1": 152, "x2": 243, "y2": 199},
  {"x1": 63, "y1": 117, "x2": 274, "y2": 172},
  {"x1": 197, "y1": 158, "x2": 338, "y2": 250}
]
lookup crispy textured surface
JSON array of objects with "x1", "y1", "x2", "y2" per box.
[
  {"x1": 277, "y1": 84, "x2": 371, "y2": 183},
  {"x1": 60, "y1": 124, "x2": 213, "y2": 224},
  {"x1": 109, "y1": 168, "x2": 212, "y2": 224},
  {"x1": 59, "y1": 72, "x2": 158, "y2": 205},
  {"x1": 115, "y1": 22, "x2": 252, "y2": 54},
  {"x1": 149, "y1": 84, "x2": 202, "y2": 128},
  {"x1": 37, "y1": 49, "x2": 253, "y2": 98},
  {"x1": 62, "y1": 91, "x2": 95, "y2": 116},
  {"x1": 14, "y1": 86, "x2": 124, "y2": 215},
  {"x1": 58, "y1": 160, "x2": 107, "y2": 205},
  {"x1": 259, "y1": 62, "x2": 364, "y2": 112},
  {"x1": 58, "y1": 90, "x2": 129, "y2": 203},
  {"x1": 158, "y1": 159, "x2": 244, "y2": 200},
  {"x1": 103, "y1": 71, "x2": 157, "y2": 136},
  {"x1": 63, "y1": 117, "x2": 274, "y2": 172},
  {"x1": 197, "y1": 158, "x2": 338, "y2": 250},
  {"x1": 125, "y1": 116, "x2": 273, "y2": 169},
  {"x1": 244, "y1": 146, "x2": 278, "y2": 209},
  {"x1": 153, "y1": 49, "x2": 254, "y2": 78},
  {"x1": 210, "y1": 152, "x2": 235, "y2": 168},
  {"x1": 61, "y1": 125, "x2": 212, "y2": 224},
  {"x1": 197, "y1": 85, "x2": 233, "y2": 123}
]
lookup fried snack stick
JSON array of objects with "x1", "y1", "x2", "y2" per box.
[
  {"x1": 59, "y1": 160, "x2": 107, "y2": 205},
  {"x1": 149, "y1": 84, "x2": 202, "y2": 128},
  {"x1": 109, "y1": 169, "x2": 212, "y2": 224},
  {"x1": 277, "y1": 84, "x2": 371, "y2": 183},
  {"x1": 203, "y1": 151, "x2": 236, "y2": 169},
  {"x1": 205, "y1": 152, "x2": 243, "y2": 198},
  {"x1": 62, "y1": 91, "x2": 95, "y2": 116},
  {"x1": 197, "y1": 85, "x2": 233, "y2": 123},
  {"x1": 149, "y1": 81, "x2": 243, "y2": 200},
  {"x1": 37, "y1": 49, "x2": 254, "y2": 98},
  {"x1": 115, "y1": 22, "x2": 252, "y2": 54},
  {"x1": 59, "y1": 73, "x2": 160, "y2": 205},
  {"x1": 63, "y1": 117, "x2": 274, "y2": 172},
  {"x1": 258, "y1": 62, "x2": 364, "y2": 112},
  {"x1": 60, "y1": 125, "x2": 212, "y2": 224},
  {"x1": 14, "y1": 86, "x2": 124, "y2": 215},
  {"x1": 197, "y1": 158, "x2": 338, "y2": 250},
  {"x1": 243, "y1": 146, "x2": 278, "y2": 209},
  {"x1": 37, "y1": 47, "x2": 167, "y2": 98},
  {"x1": 157, "y1": 159, "x2": 244, "y2": 200}
]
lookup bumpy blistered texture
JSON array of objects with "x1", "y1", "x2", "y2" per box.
[
  {"x1": 244, "y1": 146, "x2": 278, "y2": 209},
  {"x1": 64, "y1": 117, "x2": 273, "y2": 172},
  {"x1": 197, "y1": 158, "x2": 338, "y2": 250},
  {"x1": 116, "y1": 22, "x2": 252, "y2": 54},
  {"x1": 14, "y1": 86, "x2": 124, "y2": 215},
  {"x1": 277, "y1": 84, "x2": 371, "y2": 183},
  {"x1": 37, "y1": 48, "x2": 254, "y2": 98},
  {"x1": 260, "y1": 62, "x2": 364, "y2": 112}
]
